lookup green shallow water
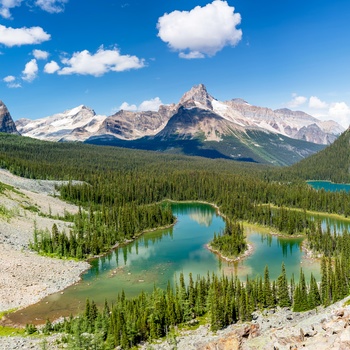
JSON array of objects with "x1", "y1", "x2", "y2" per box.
[{"x1": 9, "y1": 202, "x2": 320, "y2": 325}]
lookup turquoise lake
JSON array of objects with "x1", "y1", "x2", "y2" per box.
[
  {"x1": 9, "y1": 202, "x2": 322, "y2": 325},
  {"x1": 308, "y1": 180, "x2": 350, "y2": 192}
]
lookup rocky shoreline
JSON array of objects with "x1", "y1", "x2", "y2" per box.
[
  {"x1": 139, "y1": 296, "x2": 350, "y2": 350},
  {"x1": 206, "y1": 243, "x2": 254, "y2": 263},
  {"x1": 0, "y1": 169, "x2": 90, "y2": 314}
]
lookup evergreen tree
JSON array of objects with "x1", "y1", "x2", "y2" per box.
[{"x1": 277, "y1": 262, "x2": 291, "y2": 307}]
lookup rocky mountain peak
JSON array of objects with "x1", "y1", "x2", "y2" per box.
[
  {"x1": 0, "y1": 101, "x2": 20, "y2": 135},
  {"x1": 64, "y1": 105, "x2": 96, "y2": 119},
  {"x1": 179, "y1": 84, "x2": 215, "y2": 109}
]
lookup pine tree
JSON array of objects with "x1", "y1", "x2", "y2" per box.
[
  {"x1": 263, "y1": 265, "x2": 273, "y2": 308},
  {"x1": 308, "y1": 273, "x2": 321, "y2": 309},
  {"x1": 277, "y1": 262, "x2": 291, "y2": 307}
]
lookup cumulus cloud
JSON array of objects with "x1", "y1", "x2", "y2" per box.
[
  {"x1": 309, "y1": 96, "x2": 328, "y2": 109},
  {"x1": 33, "y1": 49, "x2": 49, "y2": 60},
  {"x1": 35, "y1": 0, "x2": 68, "y2": 13},
  {"x1": 138, "y1": 97, "x2": 162, "y2": 111},
  {"x1": 285, "y1": 93, "x2": 350, "y2": 128},
  {"x1": 287, "y1": 93, "x2": 307, "y2": 108},
  {"x1": 22, "y1": 58, "x2": 38, "y2": 82},
  {"x1": 0, "y1": 0, "x2": 68, "y2": 18},
  {"x1": 119, "y1": 102, "x2": 137, "y2": 111},
  {"x1": 328, "y1": 102, "x2": 350, "y2": 128},
  {"x1": 3, "y1": 75, "x2": 21, "y2": 88},
  {"x1": 3, "y1": 75, "x2": 15, "y2": 83},
  {"x1": 157, "y1": 0, "x2": 242, "y2": 58},
  {"x1": 56, "y1": 47, "x2": 145, "y2": 76},
  {"x1": 179, "y1": 51, "x2": 205, "y2": 59},
  {"x1": 119, "y1": 97, "x2": 163, "y2": 112},
  {"x1": 0, "y1": 0, "x2": 22, "y2": 19},
  {"x1": 0, "y1": 25, "x2": 50, "y2": 47},
  {"x1": 44, "y1": 60, "x2": 60, "y2": 73}
]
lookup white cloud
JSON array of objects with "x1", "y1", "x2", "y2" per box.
[
  {"x1": 0, "y1": 0, "x2": 68, "y2": 18},
  {"x1": 35, "y1": 0, "x2": 68, "y2": 13},
  {"x1": 44, "y1": 60, "x2": 60, "y2": 73},
  {"x1": 22, "y1": 58, "x2": 38, "y2": 82},
  {"x1": 157, "y1": 0, "x2": 242, "y2": 58},
  {"x1": 138, "y1": 97, "x2": 162, "y2": 111},
  {"x1": 119, "y1": 97, "x2": 163, "y2": 112},
  {"x1": 0, "y1": 25, "x2": 50, "y2": 47},
  {"x1": 285, "y1": 93, "x2": 350, "y2": 128},
  {"x1": 309, "y1": 96, "x2": 328, "y2": 109},
  {"x1": 3, "y1": 75, "x2": 21, "y2": 88},
  {"x1": 57, "y1": 47, "x2": 145, "y2": 76},
  {"x1": 3, "y1": 75, "x2": 15, "y2": 83},
  {"x1": 0, "y1": 0, "x2": 22, "y2": 19},
  {"x1": 119, "y1": 102, "x2": 137, "y2": 111},
  {"x1": 33, "y1": 49, "x2": 49, "y2": 60},
  {"x1": 7, "y1": 82, "x2": 21, "y2": 88},
  {"x1": 328, "y1": 102, "x2": 350, "y2": 128},
  {"x1": 287, "y1": 93, "x2": 307, "y2": 108},
  {"x1": 179, "y1": 51, "x2": 205, "y2": 59}
]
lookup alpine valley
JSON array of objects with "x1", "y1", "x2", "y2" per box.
[{"x1": 11, "y1": 84, "x2": 345, "y2": 166}]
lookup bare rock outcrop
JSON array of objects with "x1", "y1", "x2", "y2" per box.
[{"x1": 0, "y1": 101, "x2": 20, "y2": 135}]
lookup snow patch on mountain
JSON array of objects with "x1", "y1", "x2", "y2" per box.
[
  {"x1": 16, "y1": 105, "x2": 106, "y2": 141},
  {"x1": 12, "y1": 84, "x2": 345, "y2": 145}
]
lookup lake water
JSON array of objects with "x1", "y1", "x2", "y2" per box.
[
  {"x1": 308, "y1": 180, "x2": 350, "y2": 192},
  {"x1": 8, "y1": 202, "x2": 320, "y2": 325}
]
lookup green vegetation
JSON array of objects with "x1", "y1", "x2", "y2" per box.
[
  {"x1": 1, "y1": 132, "x2": 350, "y2": 346},
  {"x1": 0, "y1": 204, "x2": 15, "y2": 221},
  {"x1": 86, "y1": 125, "x2": 324, "y2": 166},
  {"x1": 211, "y1": 221, "x2": 246, "y2": 258},
  {"x1": 0, "y1": 325, "x2": 26, "y2": 337},
  {"x1": 269, "y1": 128, "x2": 350, "y2": 183},
  {"x1": 0, "y1": 308, "x2": 25, "y2": 337},
  {"x1": 31, "y1": 264, "x2": 325, "y2": 349},
  {"x1": 31, "y1": 204, "x2": 174, "y2": 259}
]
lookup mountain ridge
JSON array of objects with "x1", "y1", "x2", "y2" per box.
[
  {"x1": 15, "y1": 84, "x2": 343, "y2": 145},
  {"x1": 11, "y1": 84, "x2": 345, "y2": 165}
]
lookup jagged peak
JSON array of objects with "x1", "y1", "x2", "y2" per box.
[
  {"x1": 179, "y1": 84, "x2": 214, "y2": 109},
  {"x1": 0, "y1": 100, "x2": 20, "y2": 135},
  {"x1": 64, "y1": 105, "x2": 96, "y2": 117},
  {"x1": 0, "y1": 100, "x2": 9, "y2": 110}
]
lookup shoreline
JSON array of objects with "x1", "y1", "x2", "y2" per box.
[
  {"x1": 0, "y1": 169, "x2": 92, "y2": 318},
  {"x1": 206, "y1": 242, "x2": 254, "y2": 263},
  {"x1": 0, "y1": 180, "x2": 331, "y2": 324}
]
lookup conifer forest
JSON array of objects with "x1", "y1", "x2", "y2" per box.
[{"x1": 1, "y1": 133, "x2": 350, "y2": 348}]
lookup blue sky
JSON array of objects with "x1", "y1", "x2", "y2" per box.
[{"x1": 1, "y1": 0, "x2": 350, "y2": 127}]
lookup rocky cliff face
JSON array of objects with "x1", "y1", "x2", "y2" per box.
[
  {"x1": 14, "y1": 84, "x2": 344, "y2": 145},
  {"x1": 0, "y1": 101, "x2": 20, "y2": 135},
  {"x1": 222, "y1": 101, "x2": 342, "y2": 145},
  {"x1": 98, "y1": 104, "x2": 177, "y2": 140},
  {"x1": 179, "y1": 83, "x2": 214, "y2": 110}
]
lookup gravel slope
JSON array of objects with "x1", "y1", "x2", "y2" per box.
[{"x1": 0, "y1": 169, "x2": 89, "y2": 313}]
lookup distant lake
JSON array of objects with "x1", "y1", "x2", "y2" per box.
[{"x1": 308, "y1": 180, "x2": 350, "y2": 192}]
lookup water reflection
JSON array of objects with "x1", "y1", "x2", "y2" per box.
[
  {"x1": 6, "y1": 202, "x2": 322, "y2": 326},
  {"x1": 277, "y1": 237, "x2": 302, "y2": 258},
  {"x1": 188, "y1": 207, "x2": 214, "y2": 227}
]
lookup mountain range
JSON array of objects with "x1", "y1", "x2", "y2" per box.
[{"x1": 4, "y1": 84, "x2": 345, "y2": 166}]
